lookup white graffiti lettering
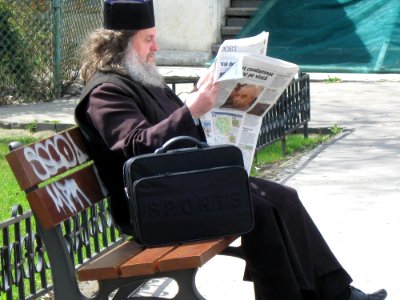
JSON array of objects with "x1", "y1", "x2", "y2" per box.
[
  {"x1": 24, "y1": 132, "x2": 88, "y2": 180},
  {"x1": 46, "y1": 179, "x2": 92, "y2": 214}
]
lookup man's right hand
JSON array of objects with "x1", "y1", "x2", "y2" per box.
[{"x1": 185, "y1": 72, "x2": 219, "y2": 118}]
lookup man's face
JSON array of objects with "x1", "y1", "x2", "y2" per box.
[
  {"x1": 131, "y1": 27, "x2": 159, "y2": 64},
  {"x1": 232, "y1": 85, "x2": 258, "y2": 108}
]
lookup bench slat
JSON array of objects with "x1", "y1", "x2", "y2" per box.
[
  {"x1": 158, "y1": 236, "x2": 238, "y2": 272},
  {"x1": 6, "y1": 127, "x2": 90, "y2": 190},
  {"x1": 26, "y1": 165, "x2": 108, "y2": 229},
  {"x1": 78, "y1": 237, "x2": 238, "y2": 281},
  {"x1": 77, "y1": 240, "x2": 144, "y2": 281},
  {"x1": 120, "y1": 245, "x2": 176, "y2": 277}
]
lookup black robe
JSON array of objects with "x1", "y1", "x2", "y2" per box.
[{"x1": 75, "y1": 72, "x2": 352, "y2": 300}]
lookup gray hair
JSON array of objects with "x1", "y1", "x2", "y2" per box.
[{"x1": 79, "y1": 28, "x2": 136, "y2": 84}]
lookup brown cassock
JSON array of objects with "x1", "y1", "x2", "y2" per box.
[{"x1": 75, "y1": 72, "x2": 352, "y2": 300}]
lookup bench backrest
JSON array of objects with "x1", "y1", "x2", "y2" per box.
[
  {"x1": 6, "y1": 127, "x2": 117, "y2": 299},
  {"x1": 6, "y1": 127, "x2": 108, "y2": 230}
]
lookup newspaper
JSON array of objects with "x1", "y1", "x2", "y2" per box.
[{"x1": 199, "y1": 31, "x2": 299, "y2": 173}]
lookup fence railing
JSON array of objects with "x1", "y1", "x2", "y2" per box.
[
  {"x1": 0, "y1": 73, "x2": 310, "y2": 299},
  {"x1": 257, "y1": 72, "x2": 311, "y2": 152},
  {"x1": 0, "y1": 201, "x2": 123, "y2": 300},
  {"x1": 1, "y1": 206, "x2": 50, "y2": 300}
]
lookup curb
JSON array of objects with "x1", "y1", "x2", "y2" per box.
[
  {"x1": 280, "y1": 128, "x2": 354, "y2": 185},
  {"x1": 0, "y1": 121, "x2": 75, "y2": 133}
]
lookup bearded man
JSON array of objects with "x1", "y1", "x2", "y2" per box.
[{"x1": 74, "y1": 1, "x2": 387, "y2": 299}]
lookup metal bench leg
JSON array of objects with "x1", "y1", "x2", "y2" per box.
[
  {"x1": 112, "y1": 281, "x2": 146, "y2": 299},
  {"x1": 169, "y1": 268, "x2": 205, "y2": 300},
  {"x1": 96, "y1": 278, "x2": 147, "y2": 300}
]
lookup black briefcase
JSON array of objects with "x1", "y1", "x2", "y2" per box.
[{"x1": 123, "y1": 136, "x2": 254, "y2": 246}]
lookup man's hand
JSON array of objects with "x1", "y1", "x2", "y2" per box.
[{"x1": 185, "y1": 72, "x2": 219, "y2": 118}]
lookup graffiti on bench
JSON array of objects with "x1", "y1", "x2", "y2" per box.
[
  {"x1": 23, "y1": 132, "x2": 92, "y2": 213},
  {"x1": 23, "y1": 132, "x2": 88, "y2": 180},
  {"x1": 46, "y1": 179, "x2": 92, "y2": 214}
]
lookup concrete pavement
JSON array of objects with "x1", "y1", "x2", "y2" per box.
[
  {"x1": 1, "y1": 70, "x2": 399, "y2": 299},
  {"x1": 283, "y1": 80, "x2": 400, "y2": 300}
]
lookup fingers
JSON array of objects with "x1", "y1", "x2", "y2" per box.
[
  {"x1": 197, "y1": 69, "x2": 213, "y2": 89},
  {"x1": 185, "y1": 83, "x2": 220, "y2": 118}
]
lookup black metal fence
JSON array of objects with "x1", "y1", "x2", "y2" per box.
[
  {"x1": 1, "y1": 206, "x2": 50, "y2": 300},
  {"x1": 0, "y1": 201, "x2": 122, "y2": 300},
  {"x1": 257, "y1": 72, "x2": 311, "y2": 152},
  {"x1": 0, "y1": 0, "x2": 102, "y2": 105},
  {"x1": 0, "y1": 74, "x2": 310, "y2": 299}
]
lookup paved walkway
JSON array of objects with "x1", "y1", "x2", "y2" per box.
[
  {"x1": 284, "y1": 79, "x2": 400, "y2": 300},
  {"x1": 1, "y1": 70, "x2": 399, "y2": 299}
]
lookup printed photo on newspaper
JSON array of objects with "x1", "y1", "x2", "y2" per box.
[{"x1": 199, "y1": 31, "x2": 299, "y2": 173}]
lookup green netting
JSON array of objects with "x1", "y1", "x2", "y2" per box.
[{"x1": 237, "y1": 0, "x2": 400, "y2": 73}]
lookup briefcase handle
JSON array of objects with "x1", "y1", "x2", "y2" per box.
[{"x1": 155, "y1": 136, "x2": 209, "y2": 154}]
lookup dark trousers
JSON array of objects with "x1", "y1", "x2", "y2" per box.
[{"x1": 242, "y1": 177, "x2": 352, "y2": 300}]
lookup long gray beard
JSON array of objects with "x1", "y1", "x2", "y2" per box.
[{"x1": 123, "y1": 50, "x2": 165, "y2": 88}]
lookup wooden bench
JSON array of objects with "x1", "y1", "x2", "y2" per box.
[{"x1": 6, "y1": 127, "x2": 245, "y2": 300}]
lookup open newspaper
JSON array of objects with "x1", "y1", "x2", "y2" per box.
[{"x1": 199, "y1": 31, "x2": 299, "y2": 173}]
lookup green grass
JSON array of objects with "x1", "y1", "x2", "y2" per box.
[
  {"x1": 251, "y1": 133, "x2": 330, "y2": 176},
  {"x1": 0, "y1": 135, "x2": 39, "y2": 220},
  {"x1": 324, "y1": 76, "x2": 342, "y2": 83}
]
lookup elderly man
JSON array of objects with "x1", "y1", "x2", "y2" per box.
[{"x1": 74, "y1": 1, "x2": 387, "y2": 299}]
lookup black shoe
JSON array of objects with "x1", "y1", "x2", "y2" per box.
[{"x1": 349, "y1": 286, "x2": 387, "y2": 300}]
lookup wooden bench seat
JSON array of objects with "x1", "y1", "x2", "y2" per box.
[
  {"x1": 6, "y1": 127, "x2": 244, "y2": 300},
  {"x1": 78, "y1": 236, "x2": 236, "y2": 281}
]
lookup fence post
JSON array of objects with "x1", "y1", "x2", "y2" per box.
[{"x1": 53, "y1": 0, "x2": 62, "y2": 99}]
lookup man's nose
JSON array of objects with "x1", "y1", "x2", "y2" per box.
[{"x1": 152, "y1": 40, "x2": 160, "y2": 51}]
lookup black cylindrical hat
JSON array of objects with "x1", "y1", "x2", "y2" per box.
[{"x1": 104, "y1": 0, "x2": 155, "y2": 30}]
